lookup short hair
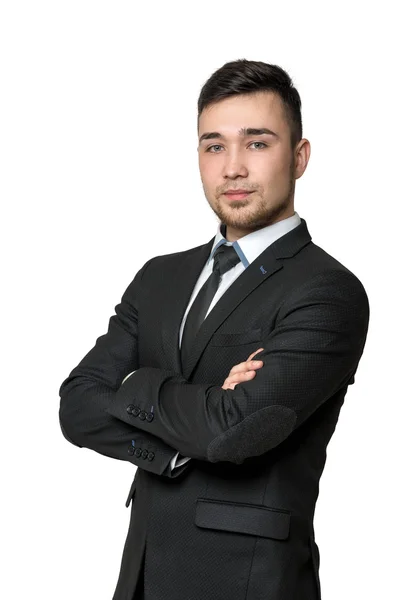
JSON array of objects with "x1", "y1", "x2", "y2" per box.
[{"x1": 197, "y1": 59, "x2": 303, "y2": 150}]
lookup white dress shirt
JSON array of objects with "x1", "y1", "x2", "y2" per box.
[{"x1": 122, "y1": 211, "x2": 302, "y2": 471}]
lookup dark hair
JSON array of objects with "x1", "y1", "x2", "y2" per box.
[{"x1": 197, "y1": 59, "x2": 302, "y2": 150}]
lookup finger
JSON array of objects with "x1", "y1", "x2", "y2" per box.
[
  {"x1": 222, "y1": 372, "x2": 254, "y2": 390},
  {"x1": 224, "y1": 369, "x2": 256, "y2": 386},
  {"x1": 247, "y1": 347, "x2": 264, "y2": 361},
  {"x1": 225, "y1": 347, "x2": 265, "y2": 380},
  {"x1": 229, "y1": 358, "x2": 263, "y2": 376},
  {"x1": 223, "y1": 382, "x2": 236, "y2": 390}
]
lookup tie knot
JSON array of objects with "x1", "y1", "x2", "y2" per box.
[{"x1": 212, "y1": 244, "x2": 241, "y2": 277}]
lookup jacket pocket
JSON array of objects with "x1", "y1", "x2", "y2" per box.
[
  {"x1": 209, "y1": 328, "x2": 262, "y2": 347},
  {"x1": 195, "y1": 498, "x2": 291, "y2": 540}
]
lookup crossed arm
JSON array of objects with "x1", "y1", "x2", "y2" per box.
[
  {"x1": 119, "y1": 344, "x2": 264, "y2": 470},
  {"x1": 58, "y1": 258, "x2": 191, "y2": 478},
  {"x1": 59, "y1": 259, "x2": 369, "y2": 473}
]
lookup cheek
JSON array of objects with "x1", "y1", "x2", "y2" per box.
[
  {"x1": 258, "y1": 156, "x2": 289, "y2": 183},
  {"x1": 199, "y1": 159, "x2": 218, "y2": 186}
]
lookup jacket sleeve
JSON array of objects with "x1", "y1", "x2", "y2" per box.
[
  {"x1": 106, "y1": 269, "x2": 370, "y2": 465},
  {"x1": 58, "y1": 257, "x2": 191, "y2": 479},
  {"x1": 122, "y1": 370, "x2": 192, "y2": 471}
]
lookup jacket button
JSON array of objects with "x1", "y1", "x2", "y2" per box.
[
  {"x1": 146, "y1": 412, "x2": 154, "y2": 422},
  {"x1": 127, "y1": 447, "x2": 134, "y2": 455},
  {"x1": 132, "y1": 406, "x2": 140, "y2": 417},
  {"x1": 139, "y1": 410, "x2": 147, "y2": 420},
  {"x1": 126, "y1": 404, "x2": 135, "y2": 414},
  {"x1": 134, "y1": 448, "x2": 142, "y2": 457},
  {"x1": 147, "y1": 451, "x2": 155, "y2": 461}
]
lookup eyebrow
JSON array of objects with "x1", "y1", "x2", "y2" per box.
[{"x1": 199, "y1": 127, "x2": 279, "y2": 144}]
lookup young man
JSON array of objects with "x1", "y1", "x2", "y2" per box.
[{"x1": 59, "y1": 59, "x2": 369, "y2": 600}]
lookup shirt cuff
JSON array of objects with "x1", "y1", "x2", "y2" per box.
[{"x1": 170, "y1": 451, "x2": 191, "y2": 470}]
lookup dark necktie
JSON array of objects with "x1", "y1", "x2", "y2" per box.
[{"x1": 180, "y1": 243, "x2": 241, "y2": 366}]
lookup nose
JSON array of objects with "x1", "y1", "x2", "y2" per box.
[{"x1": 222, "y1": 150, "x2": 249, "y2": 179}]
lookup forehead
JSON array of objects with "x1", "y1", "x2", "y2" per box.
[{"x1": 198, "y1": 91, "x2": 286, "y2": 134}]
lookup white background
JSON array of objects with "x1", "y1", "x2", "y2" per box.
[{"x1": 1, "y1": 1, "x2": 398, "y2": 598}]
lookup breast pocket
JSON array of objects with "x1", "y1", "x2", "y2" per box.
[{"x1": 209, "y1": 328, "x2": 262, "y2": 347}]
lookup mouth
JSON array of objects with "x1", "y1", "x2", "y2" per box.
[{"x1": 223, "y1": 191, "x2": 253, "y2": 200}]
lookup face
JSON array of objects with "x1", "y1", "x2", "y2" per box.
[{"x1": 197, "y1": 91, "x2": 310, "y2": 241}]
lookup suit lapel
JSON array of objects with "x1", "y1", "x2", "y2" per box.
[
  {"x1": 160, "y1": 218, "x2": 312, "y2": 381},
  {"x1": 160, "y1": 238, "x2": 214, "y2": 376}
]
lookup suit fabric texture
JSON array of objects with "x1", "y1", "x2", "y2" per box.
[{"x1": 59, "y1": 217, "x2": 370, "y2": 600}]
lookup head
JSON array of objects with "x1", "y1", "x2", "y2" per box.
[{"x1": 197, "y1": 59, "x2": 311, "y2": 241}]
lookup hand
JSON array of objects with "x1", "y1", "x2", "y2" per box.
[{"x1": 221, "y1": 348, "x2": 264, "y2": 390}]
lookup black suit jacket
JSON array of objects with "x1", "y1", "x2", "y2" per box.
[{"x1": 59, "y1": 218, "x2": 370, "y2": 600}]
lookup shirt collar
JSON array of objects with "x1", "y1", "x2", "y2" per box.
[{"x1": 207, "y1": 211, "x2": 302, "y2": 268}]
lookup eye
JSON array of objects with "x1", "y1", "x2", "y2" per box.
[
  {"x1": 205, "y1": 144, "x2": 223, "y2": 153},
  {"x1": 205, "y1": 142, "x2": 268, "y2": 153},
  {"x1": 249, "y1": 142, "x2": 268, "y2": 149}
]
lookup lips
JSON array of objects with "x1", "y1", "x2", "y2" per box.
[
  {"x1": 224, "y1": 190, "x2": 251, "y2": 194},
  {"x1": 224, "y1": 191, "x2": 253, "y2": 200}
]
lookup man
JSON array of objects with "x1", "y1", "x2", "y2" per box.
[{"x1": 59, "y1": 59, "x2": 370, "y2": 600}]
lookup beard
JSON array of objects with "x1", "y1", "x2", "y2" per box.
[{"x1": 204, "y1": 161, "x2": 296, "y2": 235}]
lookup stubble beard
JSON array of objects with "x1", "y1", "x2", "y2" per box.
[{"x1": 206, "y1": 165, "x2": 296, "y2": 234}]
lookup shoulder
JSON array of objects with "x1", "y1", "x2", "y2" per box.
[
  {"x1": 140, "y1": 239, "x2": 211, "y2": 279},
  {"x1": 290, "y1": 239, "x2": 369, "y2": 302}
]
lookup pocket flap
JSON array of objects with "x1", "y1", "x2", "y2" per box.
[{"x1": 195, "y1": 498, "x2": 290, "y2": 540}]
